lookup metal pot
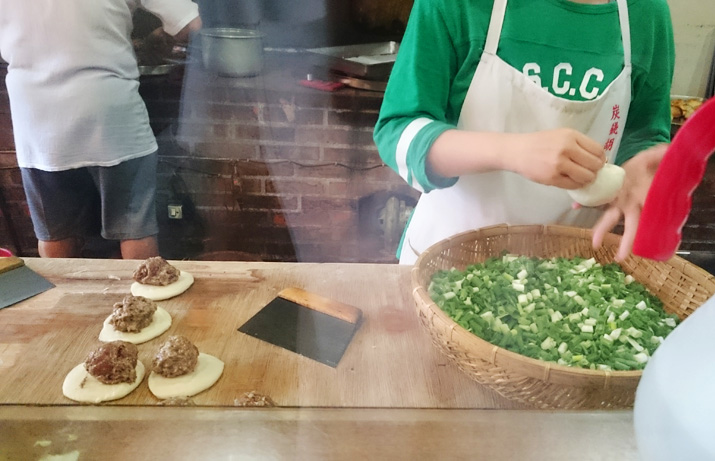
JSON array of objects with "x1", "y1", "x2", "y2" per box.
[{"x1": 200, "y1": 28, "x2": 265, "y2": 77}]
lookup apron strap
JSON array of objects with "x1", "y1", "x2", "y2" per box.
[
  {"x1": 615, "y1": 0, "x2": 632, "y2": 68},
  {"x1": 484, "y1": 0, "x2": 508, "y2": 55}
]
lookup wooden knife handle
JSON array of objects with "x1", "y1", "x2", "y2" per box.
[
  {"x1": 0, "y1": 256, "x2": 24, "y2": 275},
  {"x1": 278, "y1": 287, "x2": 363, "y2": 325}
]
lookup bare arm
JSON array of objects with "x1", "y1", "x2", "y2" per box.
[
  {"x1": 428, "y1": 128, "x2": 606, "y2": 189},
  {"x1": 172, "y1": 16, "x2": 202, "y2": 43}
]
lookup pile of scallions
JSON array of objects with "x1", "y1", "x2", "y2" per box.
[{"x1": 428, "y1": 253, "x2": 680, "y2": 371}]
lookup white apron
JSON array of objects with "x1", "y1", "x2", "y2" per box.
[{"x1": 399, "y1": 0, "x2": 632, "y2": 264}]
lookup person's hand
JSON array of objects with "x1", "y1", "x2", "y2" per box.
[
  {"x1": 591, "y1": 143, "x2": 668, "y2": 261},
  {"x1": 511, "y1": 128, "x2": 606, "y2": 189}
]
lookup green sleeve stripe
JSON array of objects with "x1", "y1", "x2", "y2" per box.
[{"x1": 396, "y1": 117, "x2": 433, "y2": 192}]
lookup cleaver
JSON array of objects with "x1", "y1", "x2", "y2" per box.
[{"x1": 0, "y1": 256, "x2": 55, "y2": 309}]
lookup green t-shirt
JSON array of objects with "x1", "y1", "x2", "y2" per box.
[
  {"x1": 374, "y1": 0, "x2": 675, "y2": 192},
  {"x1": 501, "y1": 0, "x2": 631, "y2": 102}
]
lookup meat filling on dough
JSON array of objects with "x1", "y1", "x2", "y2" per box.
[
  {"x1": 152, "y1": 335, "x2": 199, "y2": 378},
  {"x1": 109, "y1": 295, "x2": 157, "y2": 333},
  {"x1": 84, "y1": 341, "x2": 139, "y2": 385},
  {"x1": 133, "y1": 257, "x2": 180, "y2": 286}
]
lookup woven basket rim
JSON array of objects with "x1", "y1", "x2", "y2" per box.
[{"x1": 411, "y1": 223, "x2": 715, "y2": 385}]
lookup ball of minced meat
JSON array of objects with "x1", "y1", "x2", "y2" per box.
[
  {"x1": 109, "y1": 295, "x2": 157, "y2": 333},
  {"x1": 152, "y1": 335, "x2": 199, "y2": 378},
  {"x1": 133, "y1": 257, "x2": 180, "y2": 286},
  {"x1": 84, "y1": 341, "x2": 139, "y2": 385}
]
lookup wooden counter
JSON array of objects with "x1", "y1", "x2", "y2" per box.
[
  {"x1": 1, "y1": 406, "x2": 636, "y2": 460},
  {"x1": 0, "y1": 258, "x2": 514, "y2": 408},
  {"x1": 0, "y1": 259, "x2": 640, "y2": 459}
]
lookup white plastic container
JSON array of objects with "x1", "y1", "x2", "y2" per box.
[
  {"x1": 200, "y1": 28, "x2": 265, "y2": 77},
  {"x1": 633, "y1": 294, "x2": 715, "y2": 460}
]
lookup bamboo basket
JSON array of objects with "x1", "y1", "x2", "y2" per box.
[{"x1": 411, "y1": 224, "x2": 715, "y2": 409}]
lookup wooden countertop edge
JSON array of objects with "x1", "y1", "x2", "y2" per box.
[
  {"x1": 0, "y1": 406, "x2": 638, "y2": 459},
  {"x1": 0, "y1": 404, "x2": 634, "y2": 421}
]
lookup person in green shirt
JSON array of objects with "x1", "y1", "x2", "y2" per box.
[{"x1": 374, "y1": 0, "x2": 674, "y2": 264}]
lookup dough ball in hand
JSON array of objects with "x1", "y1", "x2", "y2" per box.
[{"x1": 567, "y1": 163, "x2": 626, "y2": 207}]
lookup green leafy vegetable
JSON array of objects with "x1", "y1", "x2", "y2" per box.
[{"x1": 428, "y1": 253, "x2": 679, "y2": 371}]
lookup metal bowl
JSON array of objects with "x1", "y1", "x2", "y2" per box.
[{"x1": 200, "y1": 28, "x2": 265, "y2": 77}]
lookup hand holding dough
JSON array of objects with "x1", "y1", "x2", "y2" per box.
[{"x1": 567, "y1": 163, "x2": 626, "y2": 207}]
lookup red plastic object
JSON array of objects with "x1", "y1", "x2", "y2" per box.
[
  {"x1": 633, "y1": 97, "x2": 715, "y2": 261},
  {"x1": 0, "y1": 248, "x2": 12, "y2": 257},
  {"x1": 299, "y1": 79, "x2": 345, "y2": 92}
]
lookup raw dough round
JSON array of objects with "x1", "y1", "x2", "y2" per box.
[
  {"x1": 130, "y1": 270, "x2": 194, "y2": 301},
  {"x1": 98, "y1": 307, "x2": 172, "y2": 344},
  {"x1": 148, "y1": 353, "x2": 224, "y2": 399},
  {"x1": 62, "y1": 361, "x2": 145, "y2": 403},
  {"x1": 567, "y1": 163, "x2": 626, "y2": 207}
]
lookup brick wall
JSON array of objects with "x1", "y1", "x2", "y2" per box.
[
  {"x1": 136, "y1": 54, "x2": 420, "y2": 263},
  {"x1": 1, "y1": 57, "x2": 714, "y2": 262},
  {"x1": 0, "y1": 57, "x2": 420, "y2": 262}
]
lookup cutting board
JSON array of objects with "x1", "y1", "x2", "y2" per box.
[{"x1": 0, "y1": 259, "x2": 520, "y2": 409}]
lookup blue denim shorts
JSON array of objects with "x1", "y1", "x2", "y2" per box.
[{"x1": 21, "y1": 153, "x2": 159, "y2": 242}]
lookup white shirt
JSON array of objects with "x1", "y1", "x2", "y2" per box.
[{"x1": 0, "y1": 0, "x2": 199, "y2": 171}]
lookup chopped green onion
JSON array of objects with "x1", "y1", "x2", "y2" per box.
[
  {"x1": 428, "y1": 252, "x2": 678, "y2": 371},
  {"x1": 541, "y1": 337, "x2": 557, "y2": 350}
]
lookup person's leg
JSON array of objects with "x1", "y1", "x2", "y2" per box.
[
  {"x1": 21, "y1": 168, "x2": 97, "y2": 258},
  {"x1": 120, "y1": 235, "x2": 159, "y2": 260},
  {"x1": 38, "y1": 237, "x2": 83, "y2": 258},
  {"x1": 92, "y1": 153, "x2": 160, "y2": 260}
]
